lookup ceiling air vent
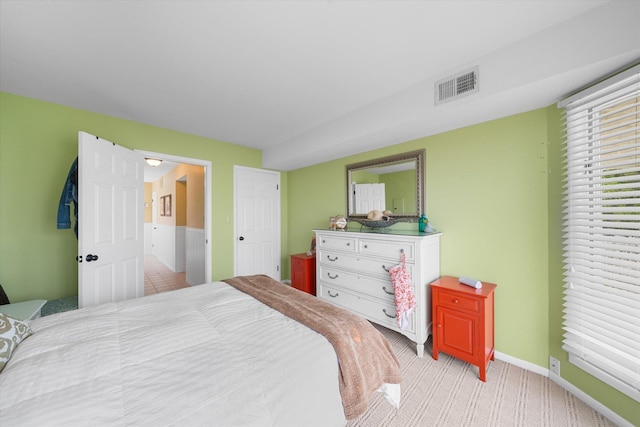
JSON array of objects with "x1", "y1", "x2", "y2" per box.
[{"x1": 435, "y1": 66, "x2": 479, "y2": 105}]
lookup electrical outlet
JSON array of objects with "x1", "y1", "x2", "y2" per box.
[{"x1": 550, "y1": 356, "x2": 560, "y2": 376}]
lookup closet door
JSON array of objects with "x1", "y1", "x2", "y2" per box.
[
  {"x1": 78, "y1": 131, "x2": 144, "y2": 308},
  {"x1": 354, "y1": 183, "x2": 386, "y2": 214},
  {"x1": 234, "y1": 166, "x2": 281, "y2": 281}
]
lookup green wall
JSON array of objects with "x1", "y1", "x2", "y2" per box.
[
  {"x1": 288, "y1": 108, "x2": 637, "y2": 425},
  {"x1": 0, "y1": 92, "x2": 265, "y2": 302},
  {"x1": 289, "y1": 110, "x2": 550, "y2": 364},
  {"x1": 380, "y1": 169, "x2": 416, "y2": 214}
]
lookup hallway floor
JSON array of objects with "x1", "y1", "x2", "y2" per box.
[{"x1": 144, "y1": 255, "x2": 190, "y2": 296}]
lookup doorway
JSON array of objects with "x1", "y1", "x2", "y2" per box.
[{"x1": 139, "y1": 150, "x2": 212, "y2": 288}]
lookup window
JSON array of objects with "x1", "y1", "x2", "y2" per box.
[{"x1": 558, "y1": 64, "x2": 639, "y2": 402}]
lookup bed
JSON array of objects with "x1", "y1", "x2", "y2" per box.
[{"x1": 0, "y1": 275, "x2": 402, "y2": 426}]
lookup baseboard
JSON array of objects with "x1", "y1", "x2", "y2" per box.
[
  {"x1": 548, "y1": 373, "x2": 633, "y2": 427},
  {"x1": 493, "y1": 351, "x2": 632, "y2": 427},
  {"x1": 494, "y1": 350, "x2": 548, "y2": 377}
]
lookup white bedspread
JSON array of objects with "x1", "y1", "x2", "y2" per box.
[{"x1": 0, "y1": 282, "x2": 347, "y2": 426}]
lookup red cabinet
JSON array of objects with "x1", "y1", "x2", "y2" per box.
[
  {"x1": 290, "y1": 253, "x2": 316, "y2": 295},
  {"x1": 431, "y1": 276, "x2": 497, "y2": 381}
]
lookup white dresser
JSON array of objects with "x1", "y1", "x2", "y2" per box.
[{"x1": 314, "y1": 229, "x2": 441, "y2": 357}]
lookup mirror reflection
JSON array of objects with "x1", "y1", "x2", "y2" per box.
[{"x1": 346, "y1": 150, "x2": 425, "y2": 218}]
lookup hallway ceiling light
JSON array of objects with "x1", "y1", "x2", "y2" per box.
[{"x1": 145, "y1": 158, "x2": 162, "y2": 167}]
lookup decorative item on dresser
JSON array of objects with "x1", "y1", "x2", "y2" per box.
[
  {"x1": 430, "y1": 275, "x2": 497, "y2": 381},
  {"x1": 314, "y1": 229, "x2": 441, "y2": 357},
  {"x1": 290, "y1": 252, "x2": 316, "y2": 295}
]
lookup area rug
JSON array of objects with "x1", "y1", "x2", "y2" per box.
[
  {"x1": 41, "y1": 296, "x2": 78, "y2": 316},
  {"x1": 347, "y1": 325, "x2": 616, "y2": 427}
]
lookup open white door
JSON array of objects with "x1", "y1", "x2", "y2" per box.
[
  {"x1": 78, "y1": 132, "x2": 144, "y2": 308},
  {"x1": 234, "y1": 166, "x2": 281, "y2": 281}
]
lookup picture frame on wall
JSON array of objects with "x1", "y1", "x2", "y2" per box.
[
  {"x1": 164, "y1": 194, "x2": 171, "y2": 217},
  {"x1": 160, "y1": 195, "x2": 172, "y2": 216}
]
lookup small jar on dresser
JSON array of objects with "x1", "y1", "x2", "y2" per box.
[
  {"x1": 430, "y1": 276, "x2": 497, "y2": 381},
  {"x1": 314, "y1": 228, "x2": 441, "y2": 357}
]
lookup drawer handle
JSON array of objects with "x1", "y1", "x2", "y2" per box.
[
  {"x1": 322, "y1": 240, "x2": 326, "y2": 243},
  {"x1": 327, "y1": 255, "x2": 338, "y2": 261},
  {"x1": 346, "y1": 243, "x2": 350, "y2": 246},
  {"x1": 382, "y1": 265, "x2": 390, "y2": 272},
  {"x1": 453, "y1": 299, "x2": 459, "y2": 304},
  {"x1": 382, "y1": 308, "x2": 396, "y2": 319},
  {"x1": 363, "y1": 244, "x2": 368, "y2": 249},
  {"x1": 327, "y1": 272, "x2": 339, "y2": 280},
  {"x1": 382, "y1": 286, "x2": 394, "y2": 295},
  {"x1": 327, "y1": 290, "x2": 339, "y2": 298}
]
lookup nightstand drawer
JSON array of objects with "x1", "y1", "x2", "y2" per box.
[
  {"x1": 434, "y1": 290, "x2": 480, "y2": 313},
  {"x1": 291, "y1": 256, "x2": 308, "y2": 270}
]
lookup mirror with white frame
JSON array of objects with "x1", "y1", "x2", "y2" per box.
[{"x1": 346, "y1": 149, "x2": 425, "y2": 219}]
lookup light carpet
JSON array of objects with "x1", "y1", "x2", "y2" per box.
[{"x1": 347, "y1": 325, "x2": 616, "y2": 427}]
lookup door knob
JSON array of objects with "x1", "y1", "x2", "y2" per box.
[
  {"x1": 239, "y1": 236, "x2": 245, "y2": 241},
  {"x1": 86, "y1": 254, "x2": 99, "y2": 262}
]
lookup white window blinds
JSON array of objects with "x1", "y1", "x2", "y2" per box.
[{"x1": 558, "y1": 64, "x2": 640, "y2": 402}]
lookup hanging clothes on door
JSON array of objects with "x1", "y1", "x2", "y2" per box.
[
  {"x1": 388, "y1": 250, "x2": 416, "y2": 330},
  {"x1": 56, "y1": 157, "x2": 78, "y2": 238}
]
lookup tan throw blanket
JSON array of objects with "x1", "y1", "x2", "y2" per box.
[{"x1": 223, "y1": 275, "x2": 403, "y2": 420}]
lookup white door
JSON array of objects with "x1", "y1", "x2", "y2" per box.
[
  {"x1": 78, "y1": 131, "x2": 144, "y2": 308},
  {"x1": 354, "y1": 183, "x2": 386, "y2": 214},
  {"x1": 234, "y1": 166, "x2": 281, "y2": 280}
]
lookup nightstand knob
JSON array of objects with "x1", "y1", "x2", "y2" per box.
[
  {"x1": 437, "y1": 323, "x2": 442, "y2": 328},
  {"x1": 453, "y1": 299, "x2": 459, "y2": 304}
]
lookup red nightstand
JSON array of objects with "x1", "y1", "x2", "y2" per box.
[
  {"x1": 290, "y1": 253, "x2": 316, "y2": 295},
  {"x1": 431, "y1": 276, "x2": 497, "y2": 381}
]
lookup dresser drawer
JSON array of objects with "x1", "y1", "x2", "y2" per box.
[
  {"x1": 434, "y1": 289, "x2": 480, "y2": 314},
  {"x1": 318, "y1": 266, "x2": 400, "y2": 303},
  {"x1": 359, "y1": 257, "x2": 414, "y2": 281},
  {"x1": 318, "y1": 250, "x2": 359, "y2": 269},
  {"x1": 358, "y1": 238, "x2": 415, "y2": 261},
  {"x1": 318, "y1": 282, "x2": 415, "y2": 333},
  {"x1": 317, "y1": 234, "x2": 357, "y2": 252},
  {"x1": 318, "y1": 249, "x2": 414, "y2": 281}
]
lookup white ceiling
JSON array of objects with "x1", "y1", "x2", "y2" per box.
[{"x1": 1, "y1": 1, "x2": 639, "y2": 171}]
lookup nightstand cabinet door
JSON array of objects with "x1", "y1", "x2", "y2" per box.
[
  {"x1": 435, "y1": 306, "x2": 478, "y2": 359},
  {"x1": 431, "y1": 276, "x2": 497, "y2": 382},
  {"x1": 290, "y1": 253, "x2": 316, "y2": 295}
]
